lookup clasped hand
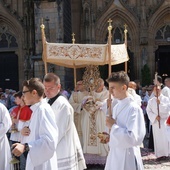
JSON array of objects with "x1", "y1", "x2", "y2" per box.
[
  {"x1": 12, "y1": 143, "x2": 25, "y2": 157},
  {"x1": 156, "y1": 115, "x2": 160, "y2": 121},
  {"x1": 21, "y1": 126, "x2": 30, "y2": 136}
]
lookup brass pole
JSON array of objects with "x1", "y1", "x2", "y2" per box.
[
  {"x1": 73, "y1": 64, "x2": 76, "y2": 89},
  {"x1": 107, "y1": 19, "x2": 113, "y2": 117},
  {"x1": 108, "y1": 19, "x2": 112, "y2": 76},
  {"x1": 72, "y1": 33, "x2": 77, "y2": 87},
  {"x1": 124, "y1": 24, "x2": 128, "y2": 73},
  {"x1": 155, "y1": 72, "x2": 161, "y2": 129},
  {"x1": 40, "y1": 19, "x2": 47, "y2": 74}
]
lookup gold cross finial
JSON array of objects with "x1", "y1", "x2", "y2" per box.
[
  {"x1": 72, "y1": 33, "x2": 75, "y2": 44},
  {"x1": 108, "y1": 18, "x2": 112, "y2": 25},
  {"x1": 40, "y1": 18, "x2": 45, "y2": 30},
  {"x1": 124, "y1": 24, "x2": 128, "y2": 33},
  {"x1": 124, "y1": 24, "x2": 127, "y2": 29},
  {"x1": 108, "y1": 19, "x2": 112, "y2": 33}
]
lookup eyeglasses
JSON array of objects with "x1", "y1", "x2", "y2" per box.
[{"x1": 22, "y1": 90, "x2": 30, "y2": 95}]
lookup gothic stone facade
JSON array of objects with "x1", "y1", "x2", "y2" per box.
[
  {"x1": 72, "y1": 0, "x2": 170, "y2": 82},
  {"x1": 0, "y1": 0, "x2": 170, "y2": 90}
]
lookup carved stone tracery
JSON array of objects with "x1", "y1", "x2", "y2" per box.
[
  {"x1": 119, "y1": 0, "x2": 165, "y2": 20},
  {"x1": 155, "y1": 24, "x2": 170, "y2": 40},
  {"x1": 0, "y1": 25, "x2": 18, "y2": 48}
]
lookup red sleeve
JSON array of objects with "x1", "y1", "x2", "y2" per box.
[
  {"x1": 10, "y1": 107, "x2": 20, "y2": 118},
  {"x1": 19, "y1": 106, "x2": 32, "y2": 121},
  {"x1": 166, "y1": 116, "x2": 170, "y2": 125}
]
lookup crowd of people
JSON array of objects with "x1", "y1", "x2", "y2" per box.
[{"x1": 1, "y1": 71, "x2": 170, "y2": 170}]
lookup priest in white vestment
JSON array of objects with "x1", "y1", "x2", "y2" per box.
[
  {"x1": 81, "y1": 78, "x2": 109, "y2": 156},
  {"x1": 105, "y1": 71, "x2": 146, "y2": 170},
  {"x1": 69, "y1": 80, "x2": 89, "y2": 145},
  {"x1": 43, "y1": 73, "x2": 86, "y2": 170},
  {"x1": 12, "y1": 78, "x2": 58, "y2": 170},
  {"x1": 146, "y1": 85, "x2": 170, "y2": 159},
  {"x1": 0, "y1": 103, "x2": 12, "y2": 170}
]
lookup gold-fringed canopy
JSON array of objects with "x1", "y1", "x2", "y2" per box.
[{"x1": 40, "y1": 24, "x2": 129, "y2": 72}]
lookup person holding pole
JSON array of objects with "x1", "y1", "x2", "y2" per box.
[
  {"x1": 105, "y1": 71, "x2": 145, "y2": 170},
  {"x1": 146, "y1": 85, "x2": 170, "y2": 161}
]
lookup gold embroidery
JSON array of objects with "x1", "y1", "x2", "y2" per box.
[{"x1": 84, "y1": 98, "x2": 97, "y2": 146}]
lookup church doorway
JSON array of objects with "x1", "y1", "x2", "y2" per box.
[
  {"x1": 155, "y1": 45, "x2": 170, "y2": 79},
  {"x1": 0, "y1": 52, "x2": 19, "y2": 91}
]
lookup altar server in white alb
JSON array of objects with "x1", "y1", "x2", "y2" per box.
[
  {"x1": 147, "y1": 85, "x2": 170, "y2": 160},
  {"x1": 12, "y1": 78, "x2": 58, "y2": 170},
  {"x1": 105, "y1": 71, "x2": 146, "y2": 170},
  {"x1": 0, "y1": 103, "x2": 12, "y2": 170},
  {"x1": 43, "y1": 73, "x2": 86, "y2": 170}
]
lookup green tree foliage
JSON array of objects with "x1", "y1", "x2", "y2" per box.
[{"x1": 141, "y1": 64, "x2": 151, "y2": 86}]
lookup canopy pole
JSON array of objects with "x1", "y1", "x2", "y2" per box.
[
  {"x1": 108, "y1": 19, "x2": 113, "y2": 117},
  {"x1": 44, "y1": 60, "x2": 47, "y2": 75},
  {"x1": 108, "y1": 19, "x2": 112, "y2": 76},
  {"x1": 124, "y1": 24, "x2": 128, "y2": 73},
  {"x1": 155, "y1": 72, "x2": 161, "y2": 129},
  {"x1": 72, "y1": 33, "x2": 77, "y2": 88},
  {"x1": 73, "y1": 64, "x2": 77, "y2": 88},
  {"x1": 40, "y1": 18, "x2": 48, "y2": 74}
]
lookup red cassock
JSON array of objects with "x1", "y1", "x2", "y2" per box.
[
  {"x1": 166, "y1": 116, "x2": 170, "y2": 126},
  {"x1": 11, "y1": 105, "x2": 32, "y2": 121}
]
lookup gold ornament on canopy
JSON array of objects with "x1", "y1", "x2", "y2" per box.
[{"x1": 82, "y1": 65, "x2": 100, "y2": 94}]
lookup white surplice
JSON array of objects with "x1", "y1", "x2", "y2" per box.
[
  {"x1": 50, "y1": 95, "x2": 86, "y2": 170},
  {"x1": 146, "y1": 94, "x2": 170, "y2": 157},
  {"x1": 105, "y1": 97, "x2": 146, "y2": 170},
  {"x1": 81, "y1": 88, "x2": 109, "y2": 156},
  {"x1": 162, "y1": 86, "x2": 170, "y2": 100},
  {"x1": 0, "y1": 103, "x2": 12, "y2": 170},
  {"x1": 25, "y1": 100, "x2": 58, "y2": 170},
  {"x1": 18, "y1": 120, "x2": 30, "y2": 144}
]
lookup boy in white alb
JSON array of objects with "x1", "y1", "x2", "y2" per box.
[
  {"x1": 12, "y1": 78, "x2": 58, "y2": 170},
  {"x1": 105, "y1": 71, "x2": 146, "y2": 170},
  {"x1": 147, "y1": 85, "x2": 170, "y2": 160}
]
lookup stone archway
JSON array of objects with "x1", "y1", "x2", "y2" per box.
[
  {"x1": 0, "y1": 8, "x2": 25, "y2": 90},
  {"x1": 148, "y1": 5, "x2": 170, "y2": 78},
  {"x1": 0, "y1": 52, "x2": 19, "y2": 90},
  {"x1": 155, "y1": 45, "x2": 170, "y2": 79},
  {"x1": 95, "y1": 7, "x2": 139, "y2": 79}
]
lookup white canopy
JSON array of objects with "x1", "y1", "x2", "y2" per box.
[{"x1": 42, "y1": 42, "x2": 129, "y2": 68}]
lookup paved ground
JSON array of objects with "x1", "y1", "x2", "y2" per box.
[
  {"x1": 87, "y1": 152, "x2": 170, "y2": 170},
  {"x1": 12, "y1": 137, "x2": 170, "y2": 170},
  {"x1": 87, "y1": 138, "x2": 170, "y2": 170},
  {"x1": 17, "y1": 148, "x2": 170, "y2": 170}
]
